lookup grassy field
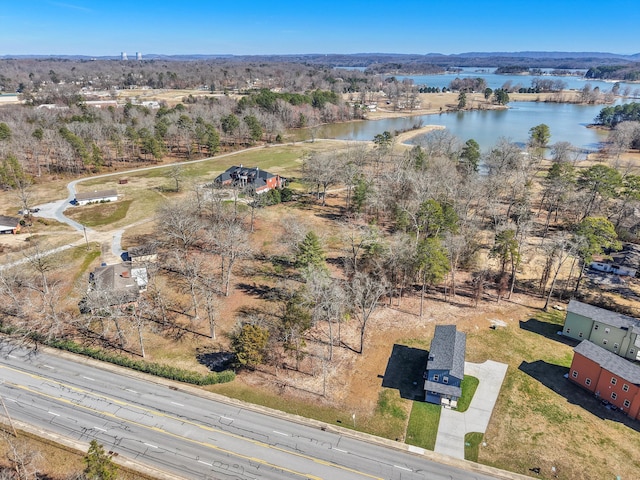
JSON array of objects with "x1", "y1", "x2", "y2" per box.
[{"x1": 405, "y1": 401, "x2": 442, "y2": 451}]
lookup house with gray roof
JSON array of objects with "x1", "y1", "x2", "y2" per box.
[
  {"x1": 569, "y1": 340, "x2": 640, "y2": 420},
  {"x1": 0, "y1": 215, "x2": 20, "y2": 234},
  {"x1": 86, "y1": 263, "x2": 148, "y2": 306},
  {"x1": 562, "y1": 299, "x2": 640, "y2": 361},
  {"x1": 424, "y1": 325, "x2": 466, "y2": 407}
]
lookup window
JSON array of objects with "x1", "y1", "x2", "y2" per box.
[
  {"x1": 594, "y1": 324, "x2": 599, "y2": 330},
  {"x1": 624, "y1": 399, "x2": 631, "y2": 408},
  {"x1": 433, "y1": 374, "x2": 439, "y2": 382},
  {"x1": 604, "y1": 327, "x2": 610, "y2": 334},
  {"x1": 623, "y1": 384, "x2": 629, "y2": 392},
  {"x1": 614, "y1": 343, "x2": 619, "y2": 350},
  {"x1": 603, "y1": 339, "x2": 608, "y2": 345},
  {"x1": 571, "y1": 370, "x2": 578, "y2": 378},
  {"x1": 630, "y1": 349, "x2": 635, "y2": 356},
  {"x1": 443, "y1": 376, "x2": 449, "y2": 384},
  {"x1": 611, "y1": 392, "x2": 617, "y2": 400},
  {"x1": 585, "y1": 378, "x2": 592, "y2": 386},
  {"x1": 579, "y1": 332, "x2": 583, "y2": 338},
  {"x1": 611, "y1": 377, "x2": 617, "y2": 385},
  {"x1": 566, "y1": 328, "x2": 571, "y2": 334}
]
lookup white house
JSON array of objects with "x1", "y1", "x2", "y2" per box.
[{"x1": 75, "y1": 189, "x2": 118, "y2": 206}]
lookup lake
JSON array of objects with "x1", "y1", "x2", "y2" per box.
[
  {"x1": 311, "y1": 101, "x2": 613, "y2": 152},
  {"x1": 394, "y1": 67, "x2": 640, "y2": 94}
]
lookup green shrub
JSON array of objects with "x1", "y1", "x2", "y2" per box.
[{"x1": 46, "y1": 338, "x2": 235, "y2": 385}]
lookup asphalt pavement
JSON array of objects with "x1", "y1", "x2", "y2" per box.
[{"x1": 0, "y1": 340, "x2": 530, "y2": 480}]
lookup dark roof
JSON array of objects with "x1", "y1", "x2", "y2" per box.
[
  {"x1": 568, "y1": 299, "x2": 640, "y2": 334},
  {"x1": 611, "y1": 243, "x2": 640, "y2": 268},
  {"x1": 574, "y1": 340, "x2": 640, "y2": 384},
  {"x1": 0, "y1": 215, "x2": 20, "y2": 227},
  {"x1": 127, "y1": 243, "x2": 158, "y2": 258},
  {"x1": 424, "y1": 380, "x2": 462, "y2": 397},
  {"x1": 76, "y1": 189, "x2": 118, "y2": 202},
  {"x1": 427, "y1": 325, "x2": 466, "y2": 379},
  {"x1": 214, "y1": 165, "x2": 278, "y2": 184}
]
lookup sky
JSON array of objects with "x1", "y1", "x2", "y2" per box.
[{"x1": 1, "y1": 0, "x2": 638, "y2": 57}]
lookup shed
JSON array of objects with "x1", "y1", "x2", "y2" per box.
[
  {"x1": 0, "y1": 215, "x2": 21, "y2": 234},
  {"x1": 75, "y1": 189, "x2": 118, "y2": 206}
]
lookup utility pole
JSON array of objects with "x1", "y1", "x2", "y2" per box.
[
  {"x1": 83, "y1": 225, "x2": 89, "y2": 250},
  {"x1": 0, "y1": 393, "x2": 18, "y2": 437}
]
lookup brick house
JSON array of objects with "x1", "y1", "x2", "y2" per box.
[
  {"x1": 424, "y1": 325, "x2": 466, "y2": 407},
  {"x1": 562, "y1": 300, "x2": 640, "y2": 361},
  {"x1": 214, "y1": 165, "x2": 285, "y2": 194},
  {"x1": 569, "y1": 340, "x2": 640, "y2": 421}
]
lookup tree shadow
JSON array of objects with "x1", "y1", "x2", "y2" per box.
[
  {"x1": 518, "y1": 360, "x2": 639, "y2": 432},
  {"x1": 196, "y1": 347, "x2": 236, "y2": 372},
  {"x1": 381, "y1": 344, "x2": 429, "y2": 401},
  {"x1": 519, "y1": 318, "x2": 580, "y2": 346}
]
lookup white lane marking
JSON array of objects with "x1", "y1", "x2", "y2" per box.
[
  {"x1": 171, "y1": 401, "x2": 184, "y2": 406},
  {"x1": 394, "y1": 465, "x2": 412, "y2": 472},
  {"x1": 333, "y1": 448, "x2": 348, "y2": 453},
  {"x1": 48, "y1": 411, "x2": 60, "y2": 416},
  {"x1": 144, "y1": 443, "x2": 158, "y2": 449},
  {"x1": 94, "y1": 427, "x2": 107, "y2": 432},
  {"x1": 198, "y1": 460, "x2": 213, "y2": 467},
  {"x1": 7, "y1": 354, "x2": 16, "y2": 359},
  {"x1": 4, "y1": 398, "x2": 17, "y2": 403},
  {"x1": 220, "y1": 415, "x2": 233, "y2": 421},
  {"x1": 82, "y1": 376, "x2": 95, "y2": 381},
  {"x1": 125, "y1": 388, "x2": 138, "y2": 394},
  {"x1": 43, "y1": 365, "x2": 54, "y2": 369},
  {"x1": 273, "y1": 430, "x2": 289, "y2": 436}
]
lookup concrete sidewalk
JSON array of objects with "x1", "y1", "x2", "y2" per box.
[{"x1": 434, "y1": 360, "x2": 508, "y2": 459}]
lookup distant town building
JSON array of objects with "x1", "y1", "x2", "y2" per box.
[
  {"x1": 121, "y1": 52, "x2": 128, "y2": 61},
  {"x1": 136, "y1": 52, "x2": 142, "y2": 61}
]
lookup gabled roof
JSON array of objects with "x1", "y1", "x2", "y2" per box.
[
  {"x1": 574, "y1": 340, "x2": 640, "y2": 384},
  {"x1": 214, "y1": 165, "x2": 279, "y2": 184},
  {"x1": 427, "y1": 325, "x2": 466, "y2": 379},
  {"x1": 568, "y1": 299, "x2": 640, "y2": 334},
  {"x1": 90, "y1": 263, "x2": 144, "y2": 302},
  {"x1": 424, "y1": 380, "x2": 462, "y2": 397},
  {"x1": 76, "y1": 189, "x2": 118, "y2": 202},
  {"x1": 0, "y1": 215, "x2": 20, "y2": 227}
]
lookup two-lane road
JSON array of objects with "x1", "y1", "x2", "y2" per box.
[{"x1": 0, "y1": 341, "x2": 513, "y2": 480}]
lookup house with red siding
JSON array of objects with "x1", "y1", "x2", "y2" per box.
[
  {"x1": 214, "y1": 165, "x2": 285, "y2": 194},
  {"x1": 569, "y1": 340, "x2": 640, "y2": 421}
]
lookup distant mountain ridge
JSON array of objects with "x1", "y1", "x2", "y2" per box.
[{"x1": 2, "y1": 51, "x2": 639, "y2": 68}]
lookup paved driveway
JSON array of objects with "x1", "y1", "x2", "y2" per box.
[{"x1": 434, "y1": 360, "x2": 508, "y2": 459}]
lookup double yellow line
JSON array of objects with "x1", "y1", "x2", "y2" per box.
[{"x1": 0, "y1": 365, "x2": 383, "y2": 480}]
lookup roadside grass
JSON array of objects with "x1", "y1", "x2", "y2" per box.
[
  {"x1": 464, "y1": 432, "x2": 484, "y2": 462},
  {"x1": 405, "y1": 401, "x2": 441, "y2": 450},
  {"x1": 208, "y1": 379, "x2": 408, "y2": 440},
  {"x1": 457, "y1": 375, "x2": 479, "y2": 412}
]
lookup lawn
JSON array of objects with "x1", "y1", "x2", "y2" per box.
[
  {"x1": 405, "y1": 401, "x2": 441, "y2": 451},
  {"x1": 465, "y1": 432, "x2": 484, "y2": 462},
  {"x1": 457, "y1": 375, "x2": 479, "y2": 412}
]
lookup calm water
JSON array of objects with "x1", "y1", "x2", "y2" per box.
[
  {"x1": 311, "y1": 102, "x2": 612, "y2": 152},
  {"x1": 395, "y1": 67, "x2": 640, "y2": 93}
]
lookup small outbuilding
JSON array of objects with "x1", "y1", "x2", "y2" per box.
[
  {"x1": 75, "y1": 189, "x2": 118, "y2": 206},
  {"x1": 0, "y1": 215, "x2": 21, "y2": 234}
]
